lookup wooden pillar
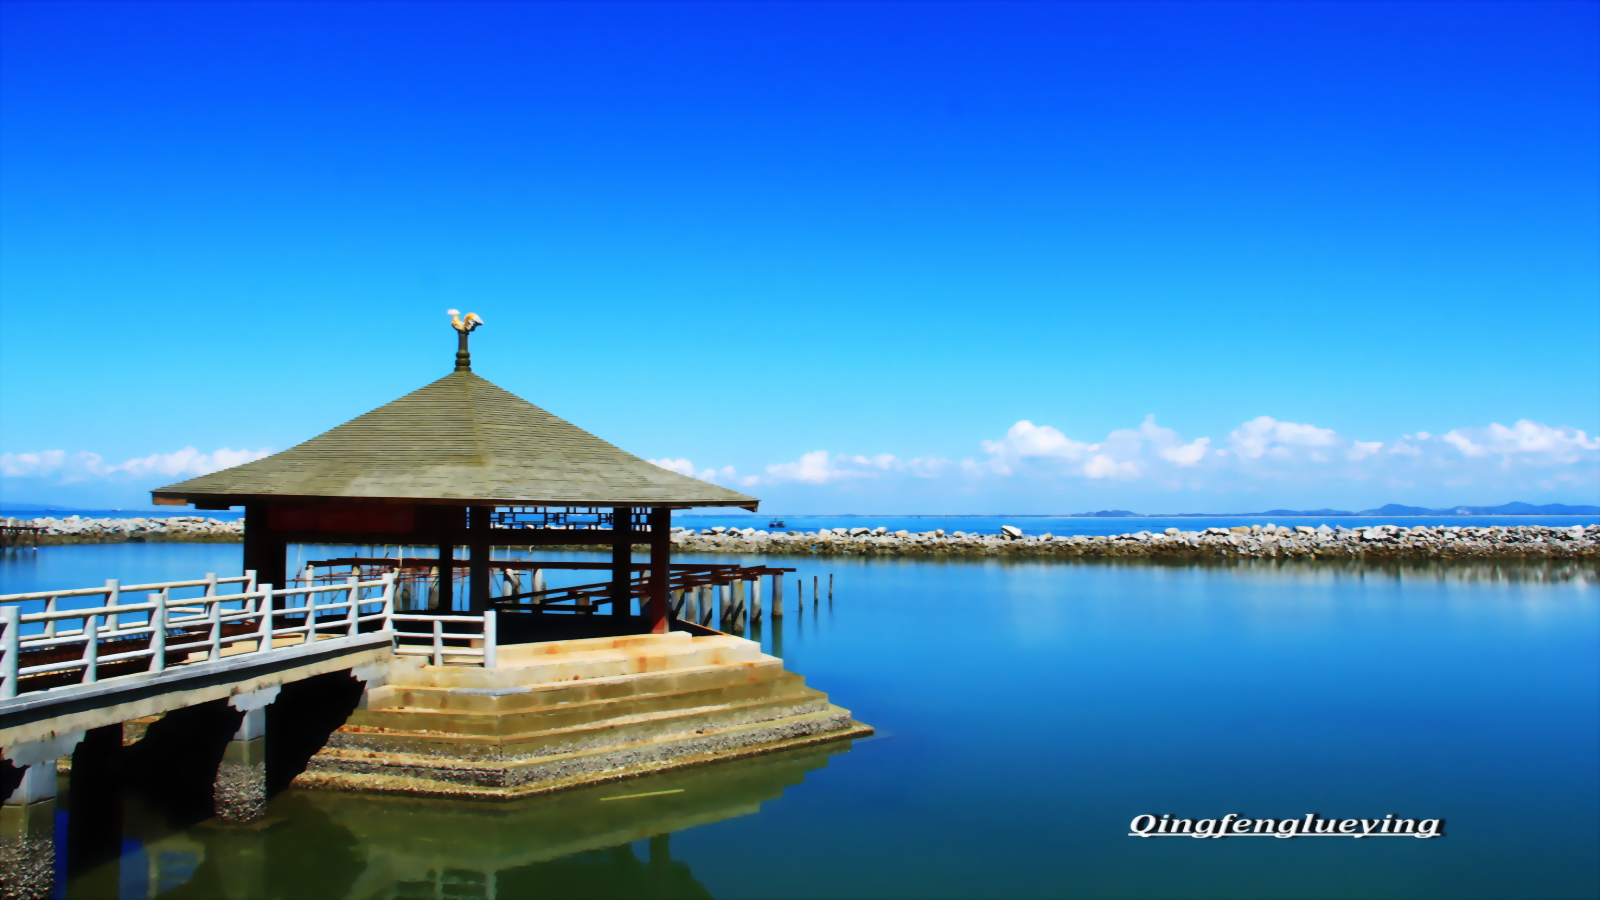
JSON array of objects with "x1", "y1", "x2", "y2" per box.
[
  {"x1": 468, "y1": 506, "x2": 491, "y2": 611},
  {"x1": 436, "y1": 542, "x2": 454, "y2": 613},
  {"x1": 66, "y1": 724, "x2": 123, "y2": 890},
  {"x1": 611, "y1": 507, "x2": 634, "y2": 616},
  {"x1": 648, "y1": 507, "x2": 671, "y2": 633},
  {"x1": 242, "y1": 503, "x2": 286, "y2": 599}
]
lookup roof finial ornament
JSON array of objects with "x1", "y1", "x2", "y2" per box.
[{"x1": 448, "y1": 309, "x2": 485, "y2": 371}]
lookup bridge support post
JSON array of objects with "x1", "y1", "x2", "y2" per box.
[
  {"x1": 216, "y1": 688, "x2": 278, "y2": 823},
  {"x1": 0, "y1": 788, "x2": 54, "y2": 900},
  {"x1": 66, "y1": 724, "x2": 124, "y2": 892},
  {"x1": 2, "y1": 731, "x2": 83, "y2": 900}
]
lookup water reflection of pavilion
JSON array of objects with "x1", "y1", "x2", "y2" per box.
[{"x1": 154, "y1": 739, "x2": 853, "y2": 899}]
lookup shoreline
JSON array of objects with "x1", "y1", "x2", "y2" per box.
[{"x1": 5, "y1": 516, "x2": 1597, "y2": 561}]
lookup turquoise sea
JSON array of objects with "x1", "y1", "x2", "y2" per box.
[{"x1": 2, "y1": 543, "x2": 1596, "y2": 899}]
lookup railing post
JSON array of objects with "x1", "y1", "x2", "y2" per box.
[
  {"x1": 432, "y1": 619, "x2": 443, "y2": 667},
  {"x1": 307, "y1": 586, "x2": 318, "y2": 645},
  {"x1": 106, "y1": 579, "x2": 121, "y2": 632},
  {"x1": 43, "y1": 595, "x2": 58, "y2": 639},
  {"x1": 483, "y1": 610, "x2": 497, "y2": 669},
  {"x1": 245, "y1": 569, "x2": 258, "y2": 593},
  {"x1": 257, "y1": 585, "x2": 275, "y2": 652},
  {"x1": 205, "y1": 572, "x2": 218, "y2": 598},
  {"x1": 381, "y1": 573, "x2": 396, "y2": 633},
  {"x1": 346, "y1": 576, "x2": 361, "y2": 636},
  {"x1": 207, "y1": 596, "x2": 222, "y2": 661},
  {"x1": 83, "y1": 613, "x2": 100, "y2": 683},
  {"x1": 149, "y1": 592, "x2": 167, "y2": 673},
  {"x1": 1, "y1": 605, "x2": 20, "y2": 700}
]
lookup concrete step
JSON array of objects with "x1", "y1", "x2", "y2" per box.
[
  {"x1": 493, "y1": 631, "x2": 695, "y2": 663},
  {"x1": 350, "y1": 671, "x2": 816, "y2": 738},
  {"x1": 309, "y1": 704, "x2": 863, "y2": 795},
  {"x1": 368, "y1": 658, "x2": 790, "y2": 714},
  {"x1": 332, "y1": 689, "x2": 836, "y2": 761},
  {"x1": 388, "y1": 635, "x2": 764, "y2": 690}
]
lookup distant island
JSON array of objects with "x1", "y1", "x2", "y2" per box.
[{"x1": 1068, "y1": 501, "x2": 1600, "y2": 518}]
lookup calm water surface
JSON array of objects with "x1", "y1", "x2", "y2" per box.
[{"x1": 3, "y1": 544, "x2": 1596, "y2": 899}]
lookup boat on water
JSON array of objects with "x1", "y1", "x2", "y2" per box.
[{"x1": 768, "y1": 519, "x2": 786, "y2": 528}]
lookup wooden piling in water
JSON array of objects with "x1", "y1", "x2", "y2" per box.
[{"x1": 772, "y1": 574, "x2": 784, "y2": 617}]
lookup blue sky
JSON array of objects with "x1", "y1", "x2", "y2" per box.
[{"x1": 1, "y1": 0, "x2": 1596, "y2": 513}]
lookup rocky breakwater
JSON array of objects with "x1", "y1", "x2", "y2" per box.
[
  {"x1": 3, "y1": 515, "x2": 244, "y2": 545},
  {"x1": 671, "y1": 523, "x2": 1600, "y2": 561}
]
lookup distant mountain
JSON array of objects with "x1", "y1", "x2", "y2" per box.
[
  {"x1": 0, "y1": 502, "x2": 87, "y2": 512},
  {"x1": 1067, "y1": 510, "x2": 1142, "y2": 518},
  {"x1": 1355, "y1": 502, "x2": 1600, "y2": 516},
  {"x1": 1360, "y1": 504, "x2": 1437, "y2": 516},
  {"x1": 1438, "y1": 502, "x2": 1600, "y2": 516},
  {"x1": 1088, "y1": 501, "x2": 1598, "y2": 518},
  {"x1": 0, "y1": 503, "x2": 171, "y2": 515}
]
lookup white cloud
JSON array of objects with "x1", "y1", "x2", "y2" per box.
[
  {"x1": 1453, "y1": 420, "x2": 1599, "y2": 461},
  {"x1": 765, "y1": 450, "x2": 869, "y2": 485},
  {"x1": 1347, "y1": 441, "x2": 1384, "y2": 461},
  {"x1": 648, "y1": 457, "x2": 761, "y2": 489},
  {"x1": 1227, "y1": 416, "x2": 1339, "y2": 460},
  {"x1": 1441, "y1": 431, "x2": 1486, "y2": 458},
  {"x1": 1083, "y1": 454, "x2": 1139, "y2": 479},
  {"x1": 672, "y1": 415, "x2": 1599, "y2": 500},
  {"x1": 1160, "y1": 437, "x2": 1211, "y2": 467},
  {"x1": 647, "y1": 457, "x2": 697, "y2": 477},
  {"x1": 0, "y1": 447, "x2": 274, "y2": 484},
  {"x1": 756, "y1": 450, "x2": 955, "y2": 485},
  {"x1": 0, "y1": 450, "x2": 67, "y2": 477}
]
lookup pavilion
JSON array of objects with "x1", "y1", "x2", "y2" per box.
[{"x1": 150, "y1": 314, "x2": 758, "y2": 634}]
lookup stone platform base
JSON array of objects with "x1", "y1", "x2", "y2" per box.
[{"x1": 296, "y1": 632, "x2": 870, "y2": 800}]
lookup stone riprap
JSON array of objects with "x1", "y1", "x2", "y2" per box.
[
  {"x1": 3, "y1": 515, "x2": 242, "y2": 544},
  {"x1": 666, "y1": 523, "x2": 1600, "y2": 561},
  {"x1": 5, "y1": 516, "x2": 1596, "y2": 560}
]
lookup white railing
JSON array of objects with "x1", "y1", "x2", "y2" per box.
[
  {"x1": 391, "y1": 610, "x2": 497, "y2": 668},
  {"x1": 0, "y1": 573, "x2": 257, "y2": 641},
  {"x1": 0, "y1": 571, "x2": 502, "y2": 701}
]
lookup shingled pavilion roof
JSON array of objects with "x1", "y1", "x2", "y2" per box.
[{"x1": 152, "y1": 371, "x2": 758, "y2": 509}]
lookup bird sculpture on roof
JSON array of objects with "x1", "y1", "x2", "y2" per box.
[
  {"x1": 448, "y1": 309, "x2": 485, "y2": 332},
  {"x1": 449, "y1": 309, "x2": 485, "y2": 371}
]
